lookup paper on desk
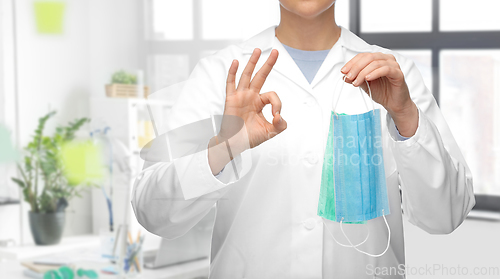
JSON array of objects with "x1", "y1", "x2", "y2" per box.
[{"x1": 32, "y1": 246, "x2": 109, "y2": 266}]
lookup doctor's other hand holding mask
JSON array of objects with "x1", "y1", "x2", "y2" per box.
[{"x1": 341, "y1": 52, "x2": 419, "y2": 138}]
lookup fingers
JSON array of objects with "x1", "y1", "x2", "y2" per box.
[
  {"x1": 270, "y1": 112, "x2": 287, "y2": 136},
  {"x1": 259, "y1": 91, "x2": 282, "y2": 116},
  {"x1": 355, "y1": 59, "x2": 403, "y2": 87},
  {"x1": 351, "y1": 60, "x2": 386, "y2": 87},
  {"x1": 250, "y1": 49, "x2": 279, "y2": 92},
  {"x1": 341, "y1": 52, "x2": 392, "y2": 83},
  {"x1": 237, "y1": 48, "x2": 261, "y2": 91},
  {"x1": 365, "y1": 65, "x2": 402, "y2": 83},
  {"x1": 226, "y1": 59, "x2": 239, "y2": 95},
  {"x1": 260, "y1": 91, "x2": 286, "y2": 137}
]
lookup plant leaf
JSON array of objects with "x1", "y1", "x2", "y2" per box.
[{"x1": 11, "y1": 177, "x2": 25, "y2": 188}]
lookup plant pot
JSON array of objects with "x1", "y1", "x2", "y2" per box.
[
  {"x1": 34, "y1": 1, "x2": 66, "y2": 34},
  {"x1": 105, "y1": 84, "x2": 150, "y2": 98},
  {"x1": 28, "y1": 211, "x2": 65, "y2": 245}
]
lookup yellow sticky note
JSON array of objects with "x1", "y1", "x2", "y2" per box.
[
  {"x1": 34, "y1": 2, "x2": 66, "y2": 34},
  {"x1": 60, "y1": 140, "x2": 104, "y2": 185}
]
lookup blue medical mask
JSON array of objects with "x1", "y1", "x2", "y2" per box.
[{"x1": 318, "y1": 76, "x2": 391, "y2": 257}]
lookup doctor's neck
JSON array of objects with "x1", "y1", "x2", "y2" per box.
[{"x1": 276, "y1": 3, "x2": 341, "y2": 51}]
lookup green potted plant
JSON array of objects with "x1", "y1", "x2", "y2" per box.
[
  {"x1": 11, "y1": 111, "x2": 94, "y2": 245},
  {"x1": 105, "y1": 70, "x2": 149, "y2": 98}
]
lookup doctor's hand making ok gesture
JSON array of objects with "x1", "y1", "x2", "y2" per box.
[{"x1": 208, "y1": 48, "x2": 286, "y2": 175}]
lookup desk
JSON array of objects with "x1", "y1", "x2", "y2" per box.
[
  {"x1": 0, "y1": 235, "x2": 209, "y2": 279},
  {"x1": 404, "y1": 217, "x2": 500, "y2": 279},
  {"x1": 1, "y1": 218, "x2": 497, "y2": 278},
  {"x1": 0, "y1": 259, "x2": 209, "y2": 279}
]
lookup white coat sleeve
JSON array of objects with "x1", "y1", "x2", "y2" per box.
[
  {"x1": 386, "y1": 54, "x2": 476, "y2": 234},
  {"x1": 131, "y1": 53, "x2": 251, "y2": 239}
]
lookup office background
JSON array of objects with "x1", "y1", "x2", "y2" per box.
[{"x1": 0, "y1": 0, "x2": 499, "y2": 278}]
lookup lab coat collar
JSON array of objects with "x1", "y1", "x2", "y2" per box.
[
  {"x1": 242, "y1": 25, "x2": 373, "y2": 94},
  {"x1": 242, "y1": 25, "x2": 373, "y2": 54}
]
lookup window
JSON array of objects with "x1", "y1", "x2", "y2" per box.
[
  {"x1": 144, "y1": 0, "x2": 280, "y2": 91},
  {"x1": 200, "y1": 0, "x2": 280, "y2": 41},
  {"x1": 147, "y1": 54, "x2": 190, "y2": 92},
  {"x1": 361, "y1": 0, "x2": 432, "y2": 33},
  {"x1": 440, "y1": 0, "x2": 500, "y2": 31},
  {"x1": 440, "y1": 50, "x2": 500, "y2": 195},
  {"x1": 149, "y1": 0, "x2": 194, "y2": 40},
  {"x1": 393, "y1": 50, "x2": 433, "y2": 93},
  {"x1": 354, "y1": 0, "x2": 500, "y2": 197},
  {"x1": 143, "y1": 1, "x2": 349, "y2": 91}
]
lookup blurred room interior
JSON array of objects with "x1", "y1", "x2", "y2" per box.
[{"x1": 0, "y1": 0, "x2": 499, "y2": 278}]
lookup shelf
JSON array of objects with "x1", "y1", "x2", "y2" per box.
[
  {"x1": 0, "y1": 197, "x2": 20, "y2": 206},
  {"x1": 91, "y1": 97, "x2": 172, "y2": 107}
]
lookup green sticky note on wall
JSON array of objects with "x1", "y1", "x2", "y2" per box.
[
  {"x1": 60, "y1": 141, "x2": 104, "y2": 185},
  {"x1": 34, "y1": 1, "x2": 66, "y2": 34},
  {"x1": 0, "y1": 125, "x2": 18, "y2": 163}
]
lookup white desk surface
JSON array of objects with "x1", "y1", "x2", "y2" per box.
[
  {"x1": 1, "y1": 218, "x2": 498, "y2": 279},
  {"x1": 0, "y1": 235, "x2": 209, "y2": 279},
  {"x1": 0, "y1": 258, "x2": 209, "y2": 279},
  {"x1": 404, "y1": 217, "x2": 500, "y2": 279}
]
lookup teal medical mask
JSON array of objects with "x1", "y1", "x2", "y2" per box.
[{"x1": 318, "y1": 76, "x2": 391, "y2": 257}]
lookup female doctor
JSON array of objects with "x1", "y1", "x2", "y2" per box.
[{"x1": 132, "y1": 0, "x2": 475, "y2": 278}]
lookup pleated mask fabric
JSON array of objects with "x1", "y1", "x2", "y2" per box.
[{"x1": 318, "y1": 75, "x2": 392, "y2": 257}]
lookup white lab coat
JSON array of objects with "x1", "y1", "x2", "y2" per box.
[{"x1": 131, "y1": 26, "x2": 475, "y2": 278}]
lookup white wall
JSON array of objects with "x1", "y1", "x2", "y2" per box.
[
  {"x1": 16, "y1": 0, "x2": 91, "y2": 137},
  {"x1": 0, "y1": 0, "x2": 4, "y2": 120},
  {"x1": 0, "y1": 0, "x2": 141, "y2": 244},
  {"x1": 87, "y1": 0, "x2": 141, "y2": 236},
  {"x1": 89, "y1": 0, "x2": 141, "y2": 100},
  {"x1": 0, "y1": 0, "x2": 17, "y2": 133},
  {"x1": 0, "y1": 0, "x2": 22, "y2": 243}
]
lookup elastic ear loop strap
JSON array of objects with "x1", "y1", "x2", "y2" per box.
[
  {"x1": 339, "y1": 209, "x2": 391, "y2": 258},
  {"x1": 331, "y1": 76, "x2": 375, "y2": 118},
  {"x1": 322, "y1": 218, "x2": 370, "y2": 248}
]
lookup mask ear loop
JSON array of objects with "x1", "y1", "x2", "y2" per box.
[
  {"x1": 339, "y1": 209, "x2": 391, "y2": 257},
  {"x1": 321, "y1": 218, "x2": 370, "y2": 248},
  {"x1": 331, "y1": 75, "x2": 347, "y2": 119},
  {"x1": 332, "y1": 77, "x2": 375, "y2": 118},
  {"x1": 359, "y1": 79, "x2": 375, "y2": 115}
]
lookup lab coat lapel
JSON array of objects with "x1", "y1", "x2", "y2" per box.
[
  {"x1": 310, "y1": 26, "x2": 373, "y2": 88},
  {"x1": 243, "y1": 26, "x2": 313, "y2": 94},
  {"x1": 271, "y1": 37, "x2": 314, "y2": 94},
  {"x1": 309, "y1": 33, "x2": 346, "y2": 89}
]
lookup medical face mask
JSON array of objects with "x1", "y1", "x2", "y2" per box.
[{"x1": 317, "y1": 76, "x2": 391, "y2": 257}]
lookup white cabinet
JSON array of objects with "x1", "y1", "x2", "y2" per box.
[{"x1": 90, "y1": 97, "x2": 170, "y2": 251}]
